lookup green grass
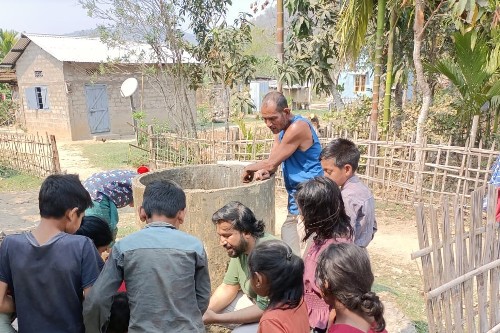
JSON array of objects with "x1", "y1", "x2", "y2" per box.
[
  {"x1": 370, "y1": 201, "x2": 428, "y2": 332},
  {"x1": 0, "y1": 167, "x2": 43, "y2": 192},
  {"x1": 373, "y1": 269, "x2": 428, "y2": 333},
  {"x1": 116, "y1": 223, "x2": 140, "y2": 239},
  {"x1": 294, "y1": 108, "x2": 330, "y2": 118},
  {"x1": 74, "y1": 142, "x2": 149, "y2": 169}
]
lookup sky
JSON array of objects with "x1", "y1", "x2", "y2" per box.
[{"x1": 0, "y1": 0, "x2": 257, "y2": 35}]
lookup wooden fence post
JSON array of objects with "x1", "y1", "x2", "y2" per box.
[
  {"x1": 469, "y1": 115, "x2": 480, "y2": 149},
  {"x1": 147, "y1": 125, "x2": 157, "y2": 170},
  {"x1": 49, "y1": 135, "x2": 61, "y2": 174}
]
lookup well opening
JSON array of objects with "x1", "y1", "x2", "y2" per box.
[
  {"x1": 137, "y1": 165, "x2": 245, "y2": 191},
  {"x1": 132, "y1": 164, "x2": 276, "y2": 289}
]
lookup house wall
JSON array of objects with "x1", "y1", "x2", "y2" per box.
[
  {"x1": 140, "y1": 72, "x2": 197, "y2": 134},
  {"x1": 64, "y1": 63, "x2": 196, "y2": 140},
  {"x1": 250, "y1": 81, "x2": 269, "y2": 113},
  {"x1": 15, "y1": 43, "x2": 72, "y2": 139},
  {"x1": 338, "y1": 71, "x2": 374, "y2": 104}
]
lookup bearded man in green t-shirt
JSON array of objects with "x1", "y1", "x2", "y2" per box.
[{"x1": 202, "y1": 201, "x2": 275, "y2": 333}]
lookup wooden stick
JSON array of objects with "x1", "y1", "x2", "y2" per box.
[{"x1": 427, "y1": 258, "x2": 500, "y2": 299}]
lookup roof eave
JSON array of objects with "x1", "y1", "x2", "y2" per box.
[{"x1": 0, "y1": 35, "x2": 30, "y2": 68}]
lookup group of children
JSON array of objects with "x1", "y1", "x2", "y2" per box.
[{"x1": 0, "y1": 138, "x2": 387, "y2": 333}]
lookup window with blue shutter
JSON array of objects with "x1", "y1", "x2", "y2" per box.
[
  {"x1": 25, "y1": 87, "x2": 37, "y2": 109},
  {"x1": 25, "y1": 86, "x2": 50, "y2": 110}
]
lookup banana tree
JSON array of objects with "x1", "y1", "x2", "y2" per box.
[
  {"x1": 426, "y1": 31, "x2": 500, "y2": 142},
  {"x1": 0, "y1": 29, "x2": 17, "y2": 60}
]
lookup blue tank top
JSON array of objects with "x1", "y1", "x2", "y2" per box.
[{"x1": 279, "y1": 115, "x2": 324, "y2": 215}]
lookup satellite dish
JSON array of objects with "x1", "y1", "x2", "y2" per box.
[{"x1": 120, "y1": 78, "x2": 138, "y2": 98}]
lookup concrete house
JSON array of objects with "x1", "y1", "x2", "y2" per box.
[
  {"x1": 250, "y1": 79, "x2": 311, "y2": 111},
  {"x1": 338, "y1": 63, "x2": 414, "y2": 105},
  {"x1": 0, "y1": 33, "x2": 196, "y2": 140},
  {"x1": 338, "y1": 70, "x2": 374, "y2": 104}
]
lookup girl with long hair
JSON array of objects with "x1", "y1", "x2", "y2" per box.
[
  {"x1": 295, "y1": 176, "x2": 354, "y2": 333},
  {"x1": 248, "y1": 240, "x2": 309, "y2": 333},
  {"x1": 316, "y1": 243, "x2": 386, "y2": 333}
]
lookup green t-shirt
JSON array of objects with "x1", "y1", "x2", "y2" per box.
[{"x1": 222, "y1": 233, "x2": 276, "y2": 310}]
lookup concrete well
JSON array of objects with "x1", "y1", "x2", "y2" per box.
[{"x1": 132, "y1": 164, "x2": 275, "y2": 289}]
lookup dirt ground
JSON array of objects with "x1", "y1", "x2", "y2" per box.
[{"x1": 0, "y1": 140, "x2": 423, "y2": 332}]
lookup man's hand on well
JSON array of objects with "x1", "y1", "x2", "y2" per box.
[
  {"x1": 254, "y1": 169, "x2": 271, "y2": 181},
  {"x1": 241, "y1": 169, "x2": 254, "y2": 183}
]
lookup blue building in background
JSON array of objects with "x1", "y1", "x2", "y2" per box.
[
  {"x1": 337, "y1": 65, "x2": 414, "y2": 106},
  {"x1": 338, "y1": 69, "x2": 374, "y2": 104}
]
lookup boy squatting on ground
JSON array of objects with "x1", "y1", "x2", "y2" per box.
[
  {"x1": 0, "y1": 174, "x2": 102, "y2": 333},
  {"x1": 83, "y1": 179, "x2": 211, "y2": 333},
  {"x1": 320, "y1": 138, "x2": 377, "y2": 247}
]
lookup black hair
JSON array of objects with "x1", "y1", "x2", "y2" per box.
[
  {"x1": 262, "y1": 91, "x2": 288, "y2": 112},
  {"x1": 310, "y1": 114, "x2": 319, "y2": 123},
  {"x1": 295, "y1": 176, "x2": 353, "y2": 243},
  {"x1": 248, "y1": 240, "x2": 303, "y2": 310},
  {"x1": 75, "y1": 216, "x2": 113, "y2": 248},
  {"x1": 319, "y1": 138, "x2": 361, "y2": 172},
  {"x1": 316, "y1": 243, "x2": 385, "y2": 332},
  {"x1": 142, "y1": 180, "x2": 186, "y2": 218},
  {"x1": 39, "y1": 174, "x2": 92, "y2": 218},
  {"x1": 106, "y1": 292, "x2": 130, "y2": 333},
  {"x1": 211, "y1": 201, "x2": 265, "y2": 238}
]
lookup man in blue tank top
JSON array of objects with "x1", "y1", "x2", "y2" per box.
[{"x1": 242, "y1": 91, "x2": 323, "y2": 255}]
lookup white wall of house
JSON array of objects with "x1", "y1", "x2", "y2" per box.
[
  {"x1": 11, "y1": 34, "x2": 196, "y2": 141},
  {"x1": 64, "y1": 63, "x2": 196, "y2": 140},
  {"x1": 64, "y1": 63, "x2": 139, "y2": 140},
  {"x1": 250, "y1": 80, "x2": 269, "y2": 113},
  {"x1": 16, "y1": 43, "x2": 73, "y2": 139}
]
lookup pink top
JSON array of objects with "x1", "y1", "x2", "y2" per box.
[
  {"x1": 329, "y1": 323, "x2": 388, "y2": 333},
  {"x1": 303, "y1": 237, "x2": 352, "y2": 329}
]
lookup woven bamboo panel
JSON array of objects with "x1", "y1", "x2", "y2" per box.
[
  {"x1": 412, "y1": 185, "x2": 500, "y2": 332},
  {"x1": 0, "y1": 132, "x2": 61, "y2": 177}
]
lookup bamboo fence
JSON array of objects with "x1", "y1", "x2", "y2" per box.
[
  {"x1": 352, "y1": 137, "x2": 498, "y2": 205},
  {"x1": 411, "y1": 185, "x2": 500, "y2": 332},
  {"x1": 147, "y1": 125, "x2": 275, "y2": 169},
  {"x1": 144, "y1": 126, "x2": 498, "y2": 205},
  {"x1": 0, "y1": 132, "x2": 61, "y2": 177}
]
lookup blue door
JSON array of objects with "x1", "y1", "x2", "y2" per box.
[{"x1": 85, "y1": 84, "x2": 110, "y2": 134}]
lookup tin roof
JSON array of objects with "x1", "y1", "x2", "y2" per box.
[
  {"x1": 0, "y1": 36, "x2": 29, "y2": 68},
  {"x1": 0, "y1": 33, "x2": 196, "y2": 69}
]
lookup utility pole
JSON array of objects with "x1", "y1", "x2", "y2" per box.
[{"x1": 277, "y1": 0, "x2": 284, "y2": 92}]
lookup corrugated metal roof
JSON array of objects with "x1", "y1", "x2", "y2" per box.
[
  {"x1": 266, "y1": 79, "x2": 308, "y2": 90},
  {"x1": 0, "y1": 33, "x2": 196, "y2": 68},
  {"x1": 0, "y1": 36, "x2": 30, "y2": 68}
]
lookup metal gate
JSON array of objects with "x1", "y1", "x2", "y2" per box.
[{"x1": 85, "y1": 84, "x2": 110, "y2": 134}]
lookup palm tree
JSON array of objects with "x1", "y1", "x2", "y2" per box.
[
  {"x1": 0, "y1": 29, "x2": 18, "y2": 60},
  {"x1": 426, "y1": 31, "x2": 500, "y2": 142},
  {"x1": 336, "y1": 0, "x2": 385, "y2": 139}
]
